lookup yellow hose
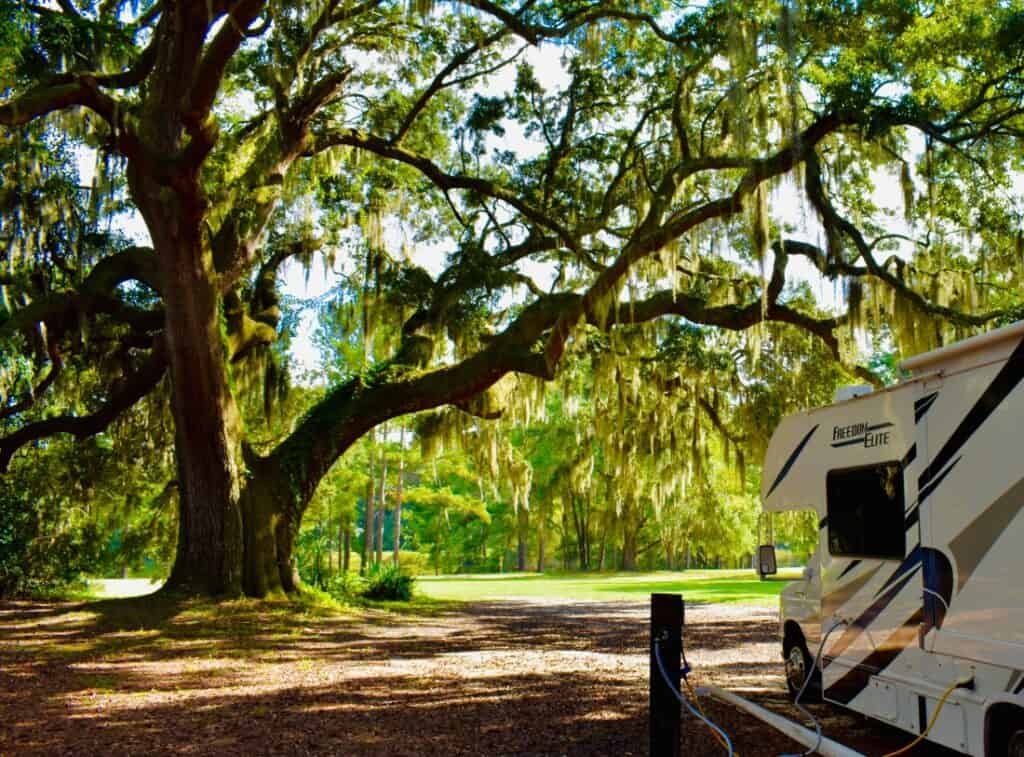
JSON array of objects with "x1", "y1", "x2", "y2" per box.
[
  {"x1": 683, "y1": 677, "x2": 741, "y2": 757},
  {"x1": 880, "y1": 677, "x2": 961, "y2": 757}
]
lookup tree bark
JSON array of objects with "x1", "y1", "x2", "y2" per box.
[
  {"x1": 516, "y1": 504, "x2": 529, "y2": 571},
  {"x1": 597, "y1": 514, "x2": 608, "y2": 571},
  {"x1": 621, "y1": 527, "x2": 638, "y2": 571},
  {"x1": 536, "y1": 512, "x2": 545, "y2": 573},
  {"x1": 362, "y1": 438, "x2": 376, "y2": 575},
  {"x1": 376, "y1": 444, "x2": 386, "y2": 565},
  {"x1": 138, "y1": 197, "x2": 246, "y2": 596},
  {"x1": 585, "y1": 497, "x2": 593, "y2": 569},
  {"x1": 561, "y1": 502, "x2": 572, "y2": 569},
  {"x1": 342, "y1": 518, "x2": 351, "y2": 573},
  {"x1": 393, "y1": 440, "x2": 404, "y2": 566}
]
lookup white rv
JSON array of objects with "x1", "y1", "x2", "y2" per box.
[{"x1": 759, "y1": 320, "x2": 1024, "y2": 757}]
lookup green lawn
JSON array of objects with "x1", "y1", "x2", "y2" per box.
[
  {"x1": 80, "y1": 570, "x2": 799, "y2": 608},
  {"x1": 417, "y1": 569, "x2": 800, "y2": 606}
]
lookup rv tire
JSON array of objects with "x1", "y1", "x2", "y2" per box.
[
  {"x1": 987, "y1": 704, "x2": 1024, "y2": 757},
  {"x1": 783, "y1": 634, "x2": 820, "y2": 703},
  {"x1": 1007, "y1": 727, "x2": 1024, "y2": 757}
]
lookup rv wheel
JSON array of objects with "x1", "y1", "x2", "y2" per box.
[
  {"x1": 783, "y1": 636, "x2": 820, "y2": 702},
  {"x1": 1007, "y1": 727, "x2": 1024, "y2": 757}
]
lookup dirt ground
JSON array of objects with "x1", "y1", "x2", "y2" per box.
[{"x1": 0, "y1": 596, "x2": 948, "y2": 756}]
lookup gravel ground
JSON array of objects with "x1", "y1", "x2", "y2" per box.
[{"x1": 0, "y1": 597, "x2": 949, "y2": 756}]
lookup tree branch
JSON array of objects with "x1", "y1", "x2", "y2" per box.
[
  {"x1": 392, "y1": 28, "x2": 511, "y2": 146},
  {"x1": 189, "y1": 0, "x2": 268, "y2": 118},
  {"x1": 310, "y1": 128, "x2": 581, "y2": 254},
  {"x1": 0, "y1": 335, "x2": 62, "y2": 422},
  {"x1": 0, "y1": 247, "x2": 163, "y2": 340},
  {"x1": 0, "y1": 77, "x2": 121, "y2": 127},
  {"x1": 542, "y1": 111, "x2": 854, "y2": 375},
  {"x1": 0, "y1": 346, "x2": 167, "y2": 472},
  {"x1": 803, "y1": 150, "x2": 1006, "y2": 328}
]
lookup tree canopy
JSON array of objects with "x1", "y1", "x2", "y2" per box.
[{"x1": 1, "y1": 0, "x2": 1022, "y2": 595}]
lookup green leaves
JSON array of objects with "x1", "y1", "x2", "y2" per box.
[
  {"x1": 405, "y1": 485, "x2": 491, "y2": 523},
  {"x1": 466, "y1": 95, "x2": 508, "y2": 138}
]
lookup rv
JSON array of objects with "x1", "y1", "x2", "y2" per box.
[{"x1": 758, "y1": 320, "x2": 1024, "y2": 757}]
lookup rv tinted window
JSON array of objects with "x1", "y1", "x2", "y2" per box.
[{"x1": 826, "y1": 462, "x2": 905, "y2": 559}]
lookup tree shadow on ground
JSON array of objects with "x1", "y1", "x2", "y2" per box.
[{"x1": 0, "y1": 597, "x2": 956, "y2": 756}]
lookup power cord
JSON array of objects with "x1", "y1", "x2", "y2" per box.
[
  {"x1": 658, "y1": 603, "x2": 965, "y2": 757},
  {"x1": 778, "y1": 618, "x2": 849, "y2": 757},
  {"x1": 653, "y1": 637, "x2": 735, "y2": 756},
  {"x1": 881, "y1": 675, "x2": 970, "y2": 757},
  {"x1": 678, "y1": 636, "x2": 733, "y2": 753},
  {"x1": 683, "y1": 676, "x2": 738, "y2": 756}
]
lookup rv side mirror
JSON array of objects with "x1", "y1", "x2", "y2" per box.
[{"x1": 758, "y1": 545, "x2": 778, "y2": 578}]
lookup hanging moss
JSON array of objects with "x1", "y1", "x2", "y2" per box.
[{"x1": 900, "y1": 161, "x2": 915, "y2": 222}]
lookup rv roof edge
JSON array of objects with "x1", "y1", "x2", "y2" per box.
[
  {"x1": 899, "y1": 320, "x2": 1024, "y2": 375},
  {"x1": 834, "y1": 385, "x2": 873, "y2": 403}
]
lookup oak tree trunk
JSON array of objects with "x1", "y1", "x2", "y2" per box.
[{"x1": 137, "y1": 194, "x2": 246, "y2": 595}]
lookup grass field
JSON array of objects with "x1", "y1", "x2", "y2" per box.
[
  {"x1": 84, "y1": 570, "x2": 800, "y2": 607},
  {"x1": 417, "y1": 569, "x2": 800, "y2": 606}
]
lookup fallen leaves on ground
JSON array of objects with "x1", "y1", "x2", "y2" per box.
[{"x1": 0, "y1": 595, "x2": 950, "y2": 755}]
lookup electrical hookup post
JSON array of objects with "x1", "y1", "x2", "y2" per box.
[{"x1": 650, "y1": 593, "x2": 684, "y2": 757}]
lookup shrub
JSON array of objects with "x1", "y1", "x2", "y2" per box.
[
  {"x1": 362, "y1": 563, "x2": 415, "y2": 601},
  {"x1": 0, "y1": 479, "x2": 101, "y2": 597},
  {"x1": 325, "y1": 570, "x2": 367, "y2": 599},
  {"x1": 394, "y1": 550, "x2": 430, "y2": 575}
]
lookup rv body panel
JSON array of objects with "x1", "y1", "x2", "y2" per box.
[
  {"x1": 760, "y1": 383, "x2": 917, "y2": 513},
  {"x1": 916, "y1": 357, "x2": 1024, "y2": 668},
  {"x1": 763, "y1": 321, "x2": 1024, "y2": 756}
]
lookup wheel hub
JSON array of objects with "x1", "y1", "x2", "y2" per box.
[{"x1": 786, "y1": 645, "x2": 807, "y2": 691}]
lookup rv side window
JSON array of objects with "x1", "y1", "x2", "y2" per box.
[{"x1": 826, "y1": 462, "x2": 905, "y2": 559}]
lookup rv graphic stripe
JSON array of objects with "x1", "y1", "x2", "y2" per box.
[
  {"x1": 900, "y1": 445, "x2": 923, "y2": 529},
  {"x1": 918, "y1": 336, "x2": 1024, "y2": 490},
  {"x1": 1016, "y1": 677, "x2": 1024, "y2": 696},
  {"x1": 838, "y1": 560, "x2": 861, "y2": 579},
  {"x1": 1005, "y1": 671, "x2": 1022, "y2": 694},
  {"x1": 766, "y1": 424, "x2": 819, "y2": 497},
  {"x1": 917, "y1": 457, "x2": 962, "y2": 507},
  {"x1": 823, "y1": 564, "x2": 883, "y2": 620},
  {"x1": 824, "y1": 609, "x2": 924, "y2": 705},
  {"x1": 825, "y1": 560, "x2": 922, "y2": 664},
  {"x1": 948, "y1": 474, "x2": 1024, "y2": 594},
  {"x1": 914, "y1": 392, "x2": 939, "y2": 423},
  {"x1": 874, "y1": 544, "x2": 923, "y2": 598}
]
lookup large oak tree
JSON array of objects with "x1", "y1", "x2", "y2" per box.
[{"x1": 1, "y1": 0, "x2": 1022, "y2": 595}]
